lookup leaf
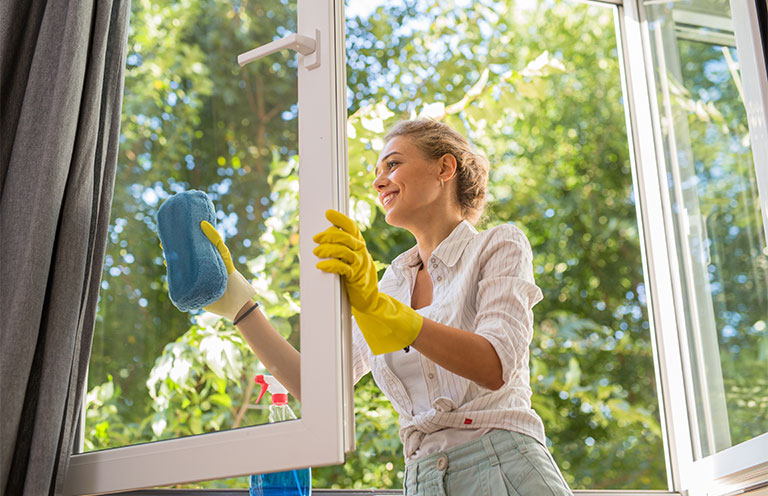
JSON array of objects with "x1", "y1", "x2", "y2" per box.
[
  {"x1": 564, "y1": 357, "x2": 582, "y2": 389},
  {"x1": 151, "y1": 415, "x2": 167, "y2": 438},
  {"x1": 189, "y1": 415, "x2": 203, "y2": 435},
  {"x1": 209, "y1": 394, "x2": 232, "y2": 408},
  {"x1": 418, "y1": 102, "x2": 446, "y2": 119}
]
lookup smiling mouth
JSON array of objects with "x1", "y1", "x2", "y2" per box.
[{"x1": 383, "y1": 192, "x2": 398, "y2": 206}]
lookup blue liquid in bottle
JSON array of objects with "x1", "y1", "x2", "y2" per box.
[{"x1": 248, "y1": 468, "x2": 311, "y2": 496}]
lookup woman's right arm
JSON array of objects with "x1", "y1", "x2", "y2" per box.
[
  {"x1": 234, "y1": 301, "x2": 302, "y2": 402},
  {"x1": 196, "y1": 221, "x2": 302, "y2": 401}
]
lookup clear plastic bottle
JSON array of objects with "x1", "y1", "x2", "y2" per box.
[{"x1": 249, "y1": 375, "x2": 311, "y2": 496}]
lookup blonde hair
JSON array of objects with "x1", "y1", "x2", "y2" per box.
[{"x1": 384, "y1": 119, "x2": 490, "y2": 225}]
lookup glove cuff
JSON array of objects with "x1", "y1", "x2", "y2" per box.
[
  {"x1": 352, "y1": 296, "x2": 423, "y2": 355},
  {"x1": 204, "y1": 270, "x2": 257, "y2": 320}
]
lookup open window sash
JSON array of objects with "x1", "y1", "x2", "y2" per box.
[
  {"x1": 621, "y1": 0, "x2": 768, "y2": 493},
  {"x1": 63, "y1": 0, "x2": 353, "y2": 493},
  {"x1": 683, "y1": 0, "x2": 768, "y2": 489}
]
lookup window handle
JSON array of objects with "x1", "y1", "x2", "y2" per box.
[{"x1": 238, "y1": 29, "x2": 320, "y2": 70}]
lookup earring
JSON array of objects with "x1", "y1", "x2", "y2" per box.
[{"x1": 440, "y1": 178, "x2": 445, "y2": 189}]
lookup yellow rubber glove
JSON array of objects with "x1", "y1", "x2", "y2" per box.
[
  {"x1": 313, "y1": 209, "x2": 423, "y2": 355},
  {"x1": 200, "y1": 221, "x2": 256, "y2": 321}
]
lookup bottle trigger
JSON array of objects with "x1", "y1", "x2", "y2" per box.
[{"x1": 254, "y1": 374, "x2": 269, "y2": 404}]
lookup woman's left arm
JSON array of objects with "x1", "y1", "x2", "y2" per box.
[
  {"x1": 413, "y1": 224, "x2": 543, "y2": 391},
  {"x1": 411, "y1": 319, "x2": 504, "y2": 390},
  {"x1": 313, "y1": 211, "x2": 541, "y2": 386}
]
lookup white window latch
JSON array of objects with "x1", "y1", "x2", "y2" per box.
[{"x1": 237, "y1": 29, "x2": 320, "y2": 70}]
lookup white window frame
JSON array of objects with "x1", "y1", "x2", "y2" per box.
[
  {"x1": 62, "y1": 0, "x2": 768, "y2": 493},
  {"x1": 63, "y1": 0, "x2": 353, "y2": 493},
  {"x1": 620, "y1": 0, "x2": 768, "y2": 493},
  {"x1": 734, "y1": 0, "x2": 768, "y2": 250}
]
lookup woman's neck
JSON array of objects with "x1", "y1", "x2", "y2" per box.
[{"x1": 413, "y1": 216, "x2": 464, "y2": 267}]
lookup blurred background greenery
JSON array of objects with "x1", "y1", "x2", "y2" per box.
[{"x1": 83, "y1": 0, "x2": 744, "y2": 489}]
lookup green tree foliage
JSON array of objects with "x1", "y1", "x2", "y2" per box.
[{"x1": 85, "y1": 0, "x2": 686, "y2": 490}]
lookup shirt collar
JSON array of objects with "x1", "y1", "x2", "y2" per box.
[{"x1": 390, "y1": 219, "x2": 477, "y2": 272}]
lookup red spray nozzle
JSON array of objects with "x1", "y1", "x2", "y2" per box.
[{"x1": 254, "y1": 374, "x2": 290, "y2": 405}]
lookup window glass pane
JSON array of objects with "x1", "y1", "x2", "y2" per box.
[
  {"x1": 645, "y1": 0, "x2": 768, "y2": 458},
  {"x1": 86, "y1": 0, "x2": 300, "y2": 461},
  {"x1": 86, "y1": 0, "x2": 669, "y2": 491},
  {"x1": 313, "y1": 0, "x2": 666, "y2": 490}
]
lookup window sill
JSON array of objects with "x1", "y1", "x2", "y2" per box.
[{"x1": 109, "y1": 489, "x2": 679, "y2": 495}]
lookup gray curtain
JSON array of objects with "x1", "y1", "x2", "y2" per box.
[{"x1": 0, "y1": 0, "x2": 130, "y2": 494}]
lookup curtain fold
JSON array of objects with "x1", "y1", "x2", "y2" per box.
[{"x1": 0, "y1": 1, "x2": 130, "y2": 494}]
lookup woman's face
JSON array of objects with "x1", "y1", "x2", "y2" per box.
[{"x1": 372, "y1": 135, "x2": 446, "y2": 229}]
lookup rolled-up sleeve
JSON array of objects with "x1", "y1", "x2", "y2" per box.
[{"x1": 472, "y1": 225, "x2": 543, "y2": 386}]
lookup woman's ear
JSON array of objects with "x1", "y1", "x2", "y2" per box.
[{"x1": 439, "y1": 153, "x2": 458, "y2": 182}]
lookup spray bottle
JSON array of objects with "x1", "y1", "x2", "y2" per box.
[{"x1": 248, "y1": 375, "x2": 311, "y2": 496}]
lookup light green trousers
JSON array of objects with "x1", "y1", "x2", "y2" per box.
[{"x1": 403, "y1": 430, "x2": 573, "y2": 496}]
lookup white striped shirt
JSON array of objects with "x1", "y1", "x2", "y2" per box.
[{"x1": 352, "y1": 219, "x2": 547, "y2": 460}]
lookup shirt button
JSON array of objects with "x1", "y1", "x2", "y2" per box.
[
  {"x1": 428, "y1": 373, "x2": 435, "y2": 379},
  {"x1": 436, "y1": 455, "x2": 448, "y2": 471},
  {"x1": 432, "y1": 263, "x2": 438, "y2": 269},
  {"x1": 436, "y1": 276, "x2": 442, "y2": 282}
]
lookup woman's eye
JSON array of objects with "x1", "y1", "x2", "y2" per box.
[{"x1": 387, "y1": 161, "x2": 399, "y2": 169}]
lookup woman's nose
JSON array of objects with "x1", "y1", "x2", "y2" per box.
[{"x1": 372, "y1": 172, "x2": 387, "y2": 191}]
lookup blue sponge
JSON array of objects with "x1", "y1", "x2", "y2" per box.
[{"x1": 157, "y1": 190, "x2": 228, "y2": 312}]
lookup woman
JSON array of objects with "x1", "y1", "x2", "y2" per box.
[{"x1": 199, "y1": 119, "x2": 572, "y2": 495}]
